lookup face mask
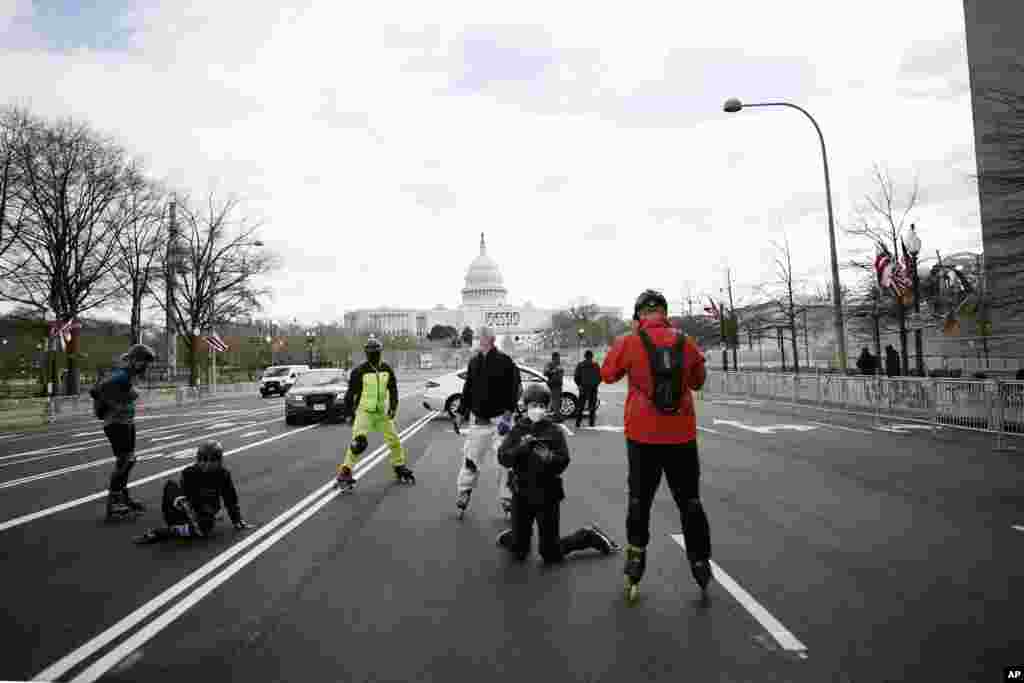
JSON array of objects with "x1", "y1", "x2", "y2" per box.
[{"x1": 527, "y1": 407, "x2": 546, "y2": 423}]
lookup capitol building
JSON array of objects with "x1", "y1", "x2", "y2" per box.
[{"x1": 343, "y1": 233, "x2": 621, "y2": 342}]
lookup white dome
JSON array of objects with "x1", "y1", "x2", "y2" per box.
[
  {"x1": 464, "y1": 233, "x2": 505, "y2": 289},
  {"x1": 462, "y1": 233, "x2": 507, "y2": 306}
]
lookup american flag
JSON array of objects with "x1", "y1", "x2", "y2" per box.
[
  {"x1": 875, "y1": 242, "x2": 912, "y2": 298},
  {"x1": 205, "y1": 333, "x2": 229, "y2": 352}
]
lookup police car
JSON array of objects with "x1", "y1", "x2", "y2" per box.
[{"x1": 421, "y1": 363, "x2": 596, "y2": 419}]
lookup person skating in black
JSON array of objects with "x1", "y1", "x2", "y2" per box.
[
  {"x1": 544, "y1": 351, "x2": 565, "y2": 422},
  {"x1": 495, "y1": 384, "x2": 619, "y2": 563},
  {"x1": 133, "y1": 441, "x2": 253, "y2": 543},
  {"x1": 573, "y1": 349, "x2": 601, "y2": 428},
  {"x1": 90, "y1": 343, "x2": 156, "y2": 520}
]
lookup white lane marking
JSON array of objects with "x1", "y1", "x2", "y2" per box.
[
  {"x1": 0, "y1": 433, "x2": 23, "y2": 439},
  {"x1": 0, "y1": 422, "x2": 320, "y2": 535},
  {"x1": 889, "y1": 423, "x2": 939, "y2": 431},
  {"x1": 0, "y1": 416, "x2": 281, "y2": 491},
  {"x1": 73, "y1": 432, "x2": 99, "y2": 438},
  {"x1": 808, "y1": 421, "x2": 873, "y2": 435},
  {"x1": 37, "y1": 412, "x2": 439, "y2": 683},
  {"x1": 1013, "y1": 525, "x2": 1024, "y2": 533},
  {"x1": 0, "y1": 408, "x2": 278, "y2": 461},
  {"x1": 207, "y1": 422, "x2": 236, "y2": 430},
  {"x1": 581, "y1": 425, "x2": 623, "y2": 432},
  {"x1": 149, "y1": 434, "x2": 184, "y2": 443},
  {"x1": 239, "y1": 430, "x2": 267, "y2": 438},
  {"x1": 712, "y1": 419, "x2": 817, "y2": 435},
  {"x1": 671, "y1": 534, "x2": 808, "y2": 659},
  {"x1": 698, "y1": 426, "x2": 721, "y2": 434}
]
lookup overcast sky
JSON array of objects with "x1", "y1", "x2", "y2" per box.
[{"x1": 0, "y1": 0, "x2": 983, "y2": 325}]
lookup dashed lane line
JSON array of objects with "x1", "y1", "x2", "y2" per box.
[{"x1": 807, "y1": 421, "x2": 874, "y2": 435}]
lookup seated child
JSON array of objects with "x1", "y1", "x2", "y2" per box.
[
  {"x1": 496, "y1": 384, "x2": 620, "y2": 563},
  {"x1": 133, "y1": 441, "x2": 252, "y2": 543}
]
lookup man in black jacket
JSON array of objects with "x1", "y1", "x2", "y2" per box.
[
  {"x1": 456, "y1": 326, "x2": 521, "y2": 518},
  {"x1": 496, "y1": 384, "x2": 619, "y2": 562},
  {"x1": 544, "y1": 352, "x2": 565, "y2": 422},
  {"x1": 573, "y1": 349, "x2": 601, "y2": 428},
  {"x1": 133, "y1": 441, "x2": 253, "y2": 543}
]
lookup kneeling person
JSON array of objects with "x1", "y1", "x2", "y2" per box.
[
  {"x1": 496, "y1": 384, "x2": 620, "y2": 563},
  {"x1": 134, "y1": 441, "x2": 252, "y2": 543}
]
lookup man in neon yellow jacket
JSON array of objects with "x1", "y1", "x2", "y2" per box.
[{"x1": 335, "y1": 336, "x2": 415, "y2": 492}]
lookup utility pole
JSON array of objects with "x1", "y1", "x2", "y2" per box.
[
  {"x1": 726, "y1": 268, "x2": 738, "y2": 371},
  {"x1": 803, "y1": 307, "x2": 810, "y2": 370},
  {"x1": 165, "y1": 196, "x2": 178, "y2": 383}
]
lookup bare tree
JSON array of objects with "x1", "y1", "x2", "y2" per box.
[
  {"x1": 760, "y1": 233, "x2": 804, "y2": 373},
  {"x1": 843, "y1": 163, "x2": 921, "y2": 374},
  {"x1": 0, "y1": 112, "x2": 143, "y2": 393},
  {"x1": 0, "y1": 107, "x2": 31, "y2": 274},
  {"x1": 148, "y1": 192, "x2": 278, "y2": 386},
  {"x1": 109, "y1": 178, "x2": 168, "y2": 345}
]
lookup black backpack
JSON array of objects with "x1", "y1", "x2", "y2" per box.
[{"x1": 637, "y1": 329, "x2": 687, "y2": 415}]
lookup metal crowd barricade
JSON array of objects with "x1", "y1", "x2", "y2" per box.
[{"x1": 701, "y1": 370, "x2": 1024, "y2": 451}]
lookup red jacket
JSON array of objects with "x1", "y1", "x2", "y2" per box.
[{"x1": 600, "y1": 317, "x2": 706, "y2": 444}]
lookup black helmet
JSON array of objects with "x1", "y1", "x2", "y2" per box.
[
  {"x1": 633, "y1": 289, "x2": 668, "y2": 320},
  {"x1": 521, "y1": 383, "x2": 551, "y2": 407},
  {"x1": 350, "y1": 434, "x2": 368, "y2": 456},
  {"x1": 122, "y1": 343, "x2": 157, "y2": 364},
  {"x1": 196, "y1": 440, "x2": 224, "y2": 461},
  {"x1": 364, "y1": 336, "x2": 383, "y2": 353}
]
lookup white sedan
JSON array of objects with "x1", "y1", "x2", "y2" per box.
[{"x1": 421, "y1": 363, "x2": 599, "y2": 420}]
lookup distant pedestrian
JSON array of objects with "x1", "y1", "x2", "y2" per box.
[
  {"x1": 885, "y1": 345, "x2": 901, "y2": 377},
  {"x1": 573, "y1": 350, "x2": 601, "y2": 428},
  {"x1": 544, "y1": 352, "x2": 564, "y2": 422},
  {"x1": 856, "y1": 347, "x2": 877, "y2": 376}
]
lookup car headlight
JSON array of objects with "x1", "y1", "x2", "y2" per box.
[
  {"x1": 287, "y1": 395, "x2": 304, "y2": 403},
  {"x1": 335, "y1": 393, "x2": 345, "y2": 401}
]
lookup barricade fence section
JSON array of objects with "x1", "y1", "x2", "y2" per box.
[{"x1": 700, "y1": 370, "x2": 1024, "y2": 449}]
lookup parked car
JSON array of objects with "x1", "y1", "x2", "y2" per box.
[
  {"x1": 284, "y1": 368, "x2": 350, "y2": 425},
  {"x1": 260, "y1": 364, "x2": 310, "y2": 397},
  {"x1": 421, "y1": 363, "x2": 597, "y2": 420}
]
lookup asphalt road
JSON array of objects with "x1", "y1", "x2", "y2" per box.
[{"x1": 1, "y1": 381, "x2": 1021, "y2": 682}]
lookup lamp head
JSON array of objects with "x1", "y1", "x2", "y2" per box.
[{"x1": 723, "y1": 97, "x2": 743, "y2": 113}]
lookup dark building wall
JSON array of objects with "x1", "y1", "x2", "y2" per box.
[{"x1": 962, "y1": 1, "x2": 1024, "y2": 331}]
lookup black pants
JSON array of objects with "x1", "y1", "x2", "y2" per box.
[
  {"x1": 161, "y1": 480, "x2": 216, "y2": 535},
  {"x1": 549, "y1": 385, "x2": 562, "y2": 420},
  {"x1": 575, "y1": 387, "x2": 598, "y2": 425},
  {"x1": 626, "y1": 439, "x2": 711, "y2": 563},
  {"x1": 104, "y1": 423, "x2": 137, "y2": 493},
  {"x1": 502, "y1": 496, "x2": 595, "y2": 563}
]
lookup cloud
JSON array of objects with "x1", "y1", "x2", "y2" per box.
[
  {"x1": 400, "y1": 183, "x2": 457, "y2": 215},
  {"x1": 583, "y1": 223, "x2": 617, "y2": 241},
  {"x1": 536, "y1": 175, "x2": 568, "y2": 192}
]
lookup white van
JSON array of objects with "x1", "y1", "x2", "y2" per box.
[{"x1": 259, "y1": 365, "x2": 310, "y2": 397}]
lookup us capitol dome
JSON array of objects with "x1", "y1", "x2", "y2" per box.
[{"x1": 344, "y1": 233, "x2": 620, "y2": 342}]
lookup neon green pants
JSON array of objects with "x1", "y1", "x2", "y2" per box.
[{"x1": 339, "y1": 409, "x2": 406, "y2": 472}]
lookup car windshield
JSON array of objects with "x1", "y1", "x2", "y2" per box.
[
  {"x1": 295, "y1": 371, "x2": 346, "y2": 387},
  {"x1": 263, "y1": 367, "x2": 291, "y2": 377}
]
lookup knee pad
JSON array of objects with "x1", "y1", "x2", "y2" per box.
[
  {"x1": 685, "y1": 498, "x2": 704, "y2": 518},
  {"x1": 350, "y1": 435, "x2": 368, "y2": 456},
  {"x1": 464, "y1": 457, "x2": 478, "y2": 473}
]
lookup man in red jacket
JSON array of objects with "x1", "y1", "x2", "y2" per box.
[{"x1": 601, "y1": 289, "x2": 712, "y2": 600}]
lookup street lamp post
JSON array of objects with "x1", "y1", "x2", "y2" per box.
[
  {"x1": 904, "y1": 223, "x2": 924, "y2": 376},
  {"x1": 306, "y1": 330, "x2": 316, "y2": 366},
  {"x1": 723, "y1": 97, "x2": 847, "y2": 373},
  {"x1": 577, "y1": 328, "x2": 585, "y2": 365}
]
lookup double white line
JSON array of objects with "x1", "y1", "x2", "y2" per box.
[{"x1": 34, "y1": 410, "x2": 440, "y2": 683}]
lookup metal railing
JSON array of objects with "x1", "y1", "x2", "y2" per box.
[
  {"x1": 32, "y1": 381, "x2": 261, "y2": 423},
  {"x1": 700, "y1": 370, "x2": 1024, "y2": 450}
]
